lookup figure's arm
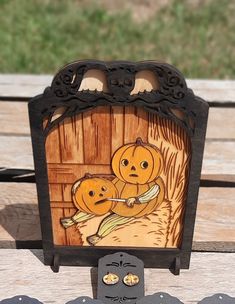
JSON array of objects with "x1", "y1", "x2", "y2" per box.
[{"x1": 126, "y1": 184, "x2": 160, "y2": 207}]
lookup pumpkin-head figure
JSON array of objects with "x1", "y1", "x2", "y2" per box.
[
  {"x1": 72, "y1": 174, "x2": 118, "y2": 216},
  {"x1": 111, "y1": 137, "x2": 163, "y2": 185}
]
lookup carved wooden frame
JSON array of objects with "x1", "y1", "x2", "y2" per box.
[{"x1": 28, "y1": 60, "x2": 208, "y2": 272}]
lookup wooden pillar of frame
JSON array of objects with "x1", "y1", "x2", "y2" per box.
[{"x1": 29, "y1": 60, "x2": 208, "y2": 272}]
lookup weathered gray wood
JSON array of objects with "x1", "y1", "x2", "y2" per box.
[
  {"x1": 0, "y1": 102, "x2": 30, "y2": 135},
  {"x1": 0, "y1": 183, "x2": 234, "y2": 249},
  {"x1": 202, "y1": 140, "x2": 235, "y2": 175},
  {"x1": 186, "y1": 79, "x2": 235, "y2": 102},
  {"x1": 0, "y1": 183, "x2": 40, "y2": 247},
  {"x1": 0, "y1": 75, "x2": 235, "y2": 102},
  {"x1": 206, "y1": 108, "x2": 235, "y2": 139},
  {"x1": 0, "y1": 136, "x2": 33, "y2": 169},
  {"x1": 1, "y1": 102, "x2": 235, "y2": 139},
  {"x1": 192, "y1": 242, "x2": 235, "y2": 252},
  {"x1": 0, "y1": 250, "x2": 234, "y2": 303},
  {"x1": 194, "y1": 187, "x2": 235, "y2": 243},
  {"x1": 0, "y1": 74, "x2": 53, "y2": 98}
]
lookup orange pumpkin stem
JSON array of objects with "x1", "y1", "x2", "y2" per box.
[{"x1": 136, "y1": 137, "x2": 144, "y2": 145}]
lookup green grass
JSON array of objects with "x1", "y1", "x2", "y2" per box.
[{"x1": 0, "y1": 0, "x2": 234, "y2": 78}]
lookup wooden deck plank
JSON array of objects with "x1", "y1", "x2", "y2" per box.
[
  {"x1": 1, "y1": 135, "x2": 235, "y2": 175},
  {"x1": 0, "y1": 183, "x2": 40, "y2": 246},
  {"x1": 194, "y1": 187, "x2": 235, "y2": 242},
  {"x1": 0, "y1": 75, "x2": 235, "y2": 102},
  {"x1": 0, "y1": 135, "x2": 33, "y2": 169},
  {"x1": 202, "y1": 140, "x2": 235, "y2": 175},
  {"x1": 0, "y1": 183, "x2": 234, "y2": 249},
  {"x1": 0, "y1": 250, "x2": 234, "y2": 303}
]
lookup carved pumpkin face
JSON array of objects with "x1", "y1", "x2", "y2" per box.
[
  {"x1": 72, "y1": 177, "x2": 118, "y2": 215},
  {"x1": 111, "y1": 138, "x2": 163, "y2": 185}
]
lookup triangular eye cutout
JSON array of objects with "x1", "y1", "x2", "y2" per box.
[
  {"x1": 131, "y1": 70, "x2": 159, "y2": 95},
  {"x1": 78, "y1": 69, "x2": 108, "y2": 92},
  {"x1": 136, "y1": 293, "x2": 183, "y2": 304}
]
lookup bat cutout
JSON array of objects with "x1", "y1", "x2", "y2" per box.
[{"x1": 136, "y1": 293, "x2": 183, "y2": 304}]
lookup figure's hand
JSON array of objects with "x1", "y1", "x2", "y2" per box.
[{"x1": 126, "y1": 197, "x2": 137, "y2": 207}]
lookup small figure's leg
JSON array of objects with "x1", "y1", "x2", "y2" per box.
[
  {"x1": 87, "y1": 214, "x2": 134, "y2": 245},
  {"x1": 61, "y1": 211, "x2": 95, "y2": 228}
]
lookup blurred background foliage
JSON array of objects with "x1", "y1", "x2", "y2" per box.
[{"x1": 0, "y1": 0, "x2": 234, "y2": 78}]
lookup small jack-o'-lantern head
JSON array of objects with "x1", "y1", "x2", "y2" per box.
[
  {"x1": 111, "y1": 138, "x2": 163, "y2": 185},
  {"x1": 72, "y1": 174, "x2": 118, "y2": 215}
]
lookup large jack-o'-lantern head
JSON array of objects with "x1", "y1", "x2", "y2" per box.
[{"x1": 111, "y1": 138, "x2": 163, "y2": 185}]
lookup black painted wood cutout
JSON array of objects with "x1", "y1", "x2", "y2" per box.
[
  {"x1": 0, "y1": 296, "x2": 43, "y2": 304},
  {"x1": 97, "y1": 252, "x2": 144, "y2": 304},
  {"x1": 28, "y1": 60, "x2": 209, "y2": 271},
  {"x1": 198, "y1": 294, "x2": 235, "y2": 304},
  {"x1": 136, "y1": 292, "x2": 183, "y2": 304},
  {"x1": 66, "y1": 297, "x2": 104, "y2": 304}
]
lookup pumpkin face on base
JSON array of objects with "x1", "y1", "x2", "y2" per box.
[
  {"x1": 111, "y1": 137, "x2": 163, "y2": 185},
  {"x1": 72, "y1": 177, "x2": 118, "y2": 215}
]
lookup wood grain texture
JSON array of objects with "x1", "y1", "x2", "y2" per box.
[
  {"x1": 59, "y1": 115, "x2": 84, "y2": 164},
  {"x1": 111, "y1": 107, "x2": 124, "y2": 155},
  {"x1": 1, "y1": 75, "x2": 235, "y2": 102},
  {"x1": 1, "y1": 183, "x2": 235, "y2": 248},
  {"x1": 49, "y1": 184, "x2": 63, "y2": 202},
  {"x1": 83, "y1": 106, "x2": 111, "y2": 164},
  {"x1": 51, "y1": 207, "x2": 66, "y2": 245},
  {"x1": 0, "y1": 135, "x2": 34, "y2": 169},
  {"x1": 0, "y1": 183, "x2": 41, "y2": 246},
  {"x1": 45, "y1": 125, "x2": 61, "y2": 163},
  {"x1": 202, "y1": 140, "x2": 235, "y2": 175},
  {"x1": 0, "y1": 102, "x2": 30, "y2": 135},
  {"x1": 63, "y1": 207, "x2": 83, "y2": 245},
  {"x1": 124, "y1": 106, "x2": 148, "y2": 143},
  {"x1": 0, "y1": 250, "x2": 234, "y2": 303},
  {"x1": 1, "y1": 102, "x2": 235, "y2": 139},
  {"x1": 194, "y1": 187, "x2": 235, "y2": 242},
  {"x1": 47, "y1": 164, "x2": 112, "y2": 183}
]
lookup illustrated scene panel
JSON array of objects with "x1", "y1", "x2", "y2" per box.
[{"x1": 44, "y1": 105, "x2": 191, "y2": 248}]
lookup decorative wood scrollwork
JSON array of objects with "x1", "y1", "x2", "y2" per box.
[{"x1": 31, "y1": 60, "x2": 198, "y2": 136}]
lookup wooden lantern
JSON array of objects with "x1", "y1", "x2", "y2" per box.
[{"x1": 28, "y1": 60, "x2": 208, "y2": 273}]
